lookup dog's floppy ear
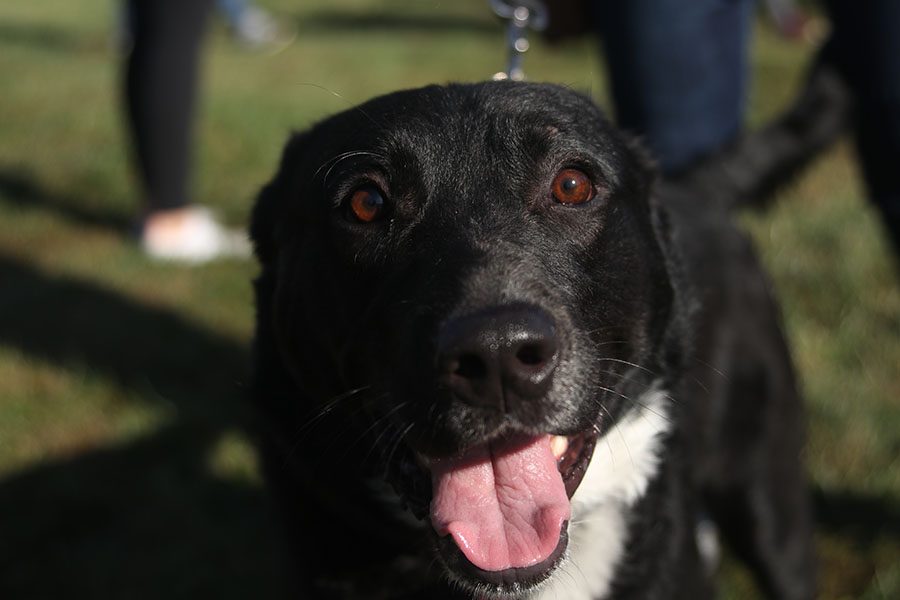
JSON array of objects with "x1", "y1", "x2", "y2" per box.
[
  {"x1": 622, "y1": 133, "x2": 658, "y2": 189},
  {"x1": 620, "y1": 132, "x2": 692, "y2": 368},
  {"x1": 620, "y1": 133, "x2": 670, "y2": 243},
  {"x1": 250, "y1": 131, "x2": 309, "y2": 266}
]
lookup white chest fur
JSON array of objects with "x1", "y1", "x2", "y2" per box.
[{"x1": 532, "y1": 388, "x2": 672, "y2": 600}]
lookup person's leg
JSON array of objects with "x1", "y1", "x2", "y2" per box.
[
  {"x1": 823, "y1": 0, "x2": 900, "y2": 253},
  {"x1": 124, "y1": 0, "x2": 248, "y2": 262},
  {"x1": 594, "y1": 0, "x2": 754, "y2": 175},
  {"x1": 124, "y1": 0, "x2": 213, "y2": 214}
]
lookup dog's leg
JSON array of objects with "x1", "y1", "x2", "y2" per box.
[{"x1": 702, "y1": 357, "x2": 816, "y2": 600}]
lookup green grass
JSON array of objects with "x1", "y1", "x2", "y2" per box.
[{"x1": 0, "y1": 1, "x2": 897, "y2": 598}]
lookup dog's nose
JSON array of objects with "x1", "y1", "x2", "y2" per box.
[{"x1": 436, "y1": 306, "x2": 560, "y2": 412}]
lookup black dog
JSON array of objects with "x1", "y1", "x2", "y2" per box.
[{"x1": 249, "y1": 78, "x2": 834, "y2": 599}]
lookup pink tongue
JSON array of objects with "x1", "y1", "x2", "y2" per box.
[{"x1": 429, "y1": 435, "x2": 570, "y2": 572}]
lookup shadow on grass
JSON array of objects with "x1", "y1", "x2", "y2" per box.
[
  {"x1": 0, "y1": 21, "x2": 108, "y2": 56},
  {"x1": 0, "y1": 254, "x2": 287, "y2": 598},
  {"x1": 296, "y1": 9, "x2": 500, "y2": 37},
  {"x1": 0, "y1": 21, "x2": 87, "y2": 53},
  {"x1": 0, "y1": 424, "x2": 287, "y2": 599},
  {"x1": 0, "y1": 255, "x2": 246, "y2": 424},
  {"x1": 0, "y1": 167, "x2": 132, "y2": 233}
]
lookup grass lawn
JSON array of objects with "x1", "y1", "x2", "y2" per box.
[{"x1": 0, "y1": 1, "x2": 897, "y2": 598}]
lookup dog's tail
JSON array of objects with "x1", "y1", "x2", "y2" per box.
[{"x1": 671, "y1": 55, "x2": 855, "y2": 210}]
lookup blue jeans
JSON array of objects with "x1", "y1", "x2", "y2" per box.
[{"x1": 592, "y1": 0, "x2": 754, "y2": 175}]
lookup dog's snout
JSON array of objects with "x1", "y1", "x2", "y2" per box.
[{"x1": 436, "y1": 306, "x2": 560, "y2": 411}]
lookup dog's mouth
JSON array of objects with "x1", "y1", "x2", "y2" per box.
[{"x1": 396, "y1": 428, "x2": 598, "y2": 593}]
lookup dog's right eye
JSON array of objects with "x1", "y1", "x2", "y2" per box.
[
  {"x1": 345, "y1": 186, "x2": 388, "y2": 223},
  {"x1": 551, "y1": 168, "x2": 594, "y2": 205}
]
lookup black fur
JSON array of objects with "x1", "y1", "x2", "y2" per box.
[{"x1": 249, "y1": 80, "x2": 823, "y2": 599}]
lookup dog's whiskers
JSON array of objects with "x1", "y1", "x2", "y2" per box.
[
  {"x1": 362, "y1": 418, "x2": 402, "y2": 469},
  {"x1": 693, "y1": 357, "x2": 730, "y2": 381},
  {"x1": 293, "y1": 82, "x2": 382, "y2": 127},
  {"x1": 596, "y1": 385, "x2": 672, "y2": 424},
  {"x1": 591, "y1": 339, "x2": 630, "y2": 348},
  {"x1": 581, "y1": 324, "x2": 625, "y2": 336},
  {"x1": 596, "y1": 421, "x2": 617, "y2": 467},
  {"x1": 382, "y1": 422, "x2": 415, "y2": 476},
  {"x1": 288, "y1": 389, "x2": 387, "y2": 463},
  {"x1": 293, "y1": 385, "x2": 372, "y2": 435},
  {"x1": 596, "y1": 357, "x2": 657, "y2": 375},
  {"x1": 597, "y1": 368, "x2": 680, "y2": 405},
  {"x1": 279, "y1": 386, "x2": 380, "y2": 466},
  {"x1": 588, "y1": 397, "x2": 635, "y2": 467},
  {"x1": 343, "y1": 400, "x2": 409, "y2": 461}
]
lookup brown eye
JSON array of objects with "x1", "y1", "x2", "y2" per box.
[
  {"x1": 551, "y1": 169, "x2": 594, "y2": 205},
  {"x1": 347, "y1": 186, "x2": 387, "y2": 223}
]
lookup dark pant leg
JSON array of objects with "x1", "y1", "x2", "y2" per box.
[
  {"x1": 124, "y1": 0, "x2": 213, "y2": 212},
  {"x1": 593, "y1": 0, "x2": 754, "y2": 175},
  {"x1": 823, "y1": 0, "x2": 900, "y2": 253}
]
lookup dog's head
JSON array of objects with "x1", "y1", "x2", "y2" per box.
[{"x1": 252, "y1": 82, "x2": 685, "y2": 596}]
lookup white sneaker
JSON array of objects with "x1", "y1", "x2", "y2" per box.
[
  {"x1": 139, "y1": 206, "x2": 251, "y2": 264},
  {"x1": 233, "y1": 7, "x2": 293, "y2": 50}
]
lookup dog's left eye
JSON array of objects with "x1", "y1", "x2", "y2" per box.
[
  {"x1": 551, "y1": 169, "x2": 594, "y2": 205},
  {"x1": 345, "y1": 186, "x2": 388, "y2": 223}
]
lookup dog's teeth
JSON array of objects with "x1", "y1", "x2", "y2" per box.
[{"x1": 550, "y1": 435, "x2": 569, "y2": 460}]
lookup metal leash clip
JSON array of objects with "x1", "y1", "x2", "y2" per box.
[{"x1": 489, "y1": 0, "x2": 548, "y2": 81}]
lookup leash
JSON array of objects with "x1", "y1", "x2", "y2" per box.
[{"x1": 489, "y1": 0, "x2": 548, "y2": 81}]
